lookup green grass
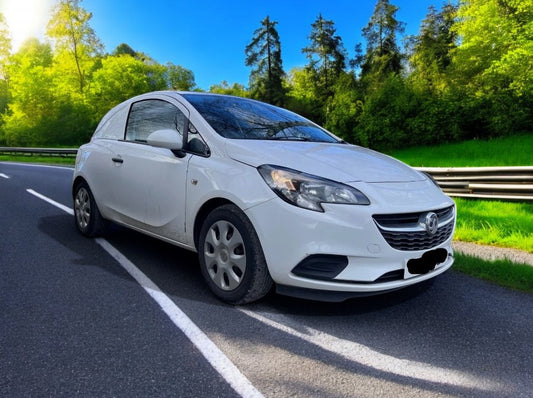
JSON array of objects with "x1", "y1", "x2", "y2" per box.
[
  {"x1": 389, "y1": 134, "x2": 533, "y2": 167},
  {"x1": 0, "y1": 155, "x2": 75, "y2": 165},
  {"x1": 454, "y1": 198, "x2": 533, "y2": 253},
  {"x1": 453, "y1": 253, "x2": 533, "y2": 293}
]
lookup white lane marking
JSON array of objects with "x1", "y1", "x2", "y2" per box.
[
  {"x1": 27, "y1": 189, "x2": 74, "y2": 215},
  {"x1": 27, "y1": 189, "x2": 264, "y2": 398},
  {"x1": 96, "y1": 239, "x2": 263, "y2": 398},
  {"x1": 0, "y1": 173, "x2": 10, "y2": 179},
  {"x1": 240, "y1": 309, "x2": 503, "y2": 393}
]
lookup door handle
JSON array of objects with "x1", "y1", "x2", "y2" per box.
[{"x1": 112, "y1": 157, "x2": 124, "y2": 164}]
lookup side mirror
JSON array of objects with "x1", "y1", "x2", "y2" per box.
[{"x1": 147, "y1": 129, "x2": 183, "y2": 151}]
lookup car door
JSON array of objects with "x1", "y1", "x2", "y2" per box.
[{"x1": 105, "y1": 97, "x2": 191, "y2": 243}]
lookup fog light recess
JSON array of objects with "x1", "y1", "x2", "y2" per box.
[{"x1": 292, "y1": 255, "x2": 349, "y2": 281}]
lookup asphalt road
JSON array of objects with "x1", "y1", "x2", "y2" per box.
[{"x1": 1, "y1": 162, "x2": 532, "y2": 398}]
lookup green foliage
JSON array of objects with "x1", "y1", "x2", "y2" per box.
[
  {"x1": 0, "y1": 13, "x2": 10, "y2": 61},
  {"x1": 2, "y1": 38, "x2": 94, "y2": 146},
  {"x1": 390, "y1": 133, "x2": 533, "y2": 167},
  {"x1": 408, "y1": 3, "x2": 457, "y2": 92},
  {"x1": 209, "y1": 81, "x2": 249, "y2": 97},
  {"x1": 0, "y1": 154, "x2": 75, "y2": 165},
  {"x1": 285, "y1": 67, "x2": 324, "y2": 123},
  {"x1": 324, "y1": 72, "x2": 363, "y2": 141},
  {"x1": 0, "y1": 0, "x2": 532, "y2": 150},
  {"x1": 113, "y1": 43, "x2": 137, "y2": 57},
  {"x1": 452, "y1": 0, "x2": 533, "y2": 98},
  {"x1": 453, "y1": 198, "x2": 533, "y2": 253},
  {"x1": 302, "y1": 14, "x2": 346, "y2": 104},
  {"x1": 88, "y1": 55, "x2": 155, "y2": 120},
  {"x1": 46, "y1": 0, "x2": 103, "y2": 94},
  {"x1": 360, "y1": 0, "x2": 405, "y2": 84},
  {"x1": 446, "y1": 0, "x2": 533, "y2": 140},
  {"x1": 346, "y1": 0, "x2": 533, "y2": 151},
  {"x1": 245, "y1": 16, "x2": 285, "y2": 106},
  {"x1": 167, "y1": 63, "x2": 196, "y2": 91},
  {"x1": 0, "y1": 13, "x2": 12, "y2": 140},
  {"x1": 0, "y1": 1, "x2": 196, "y2": 147},
  {"x1": 354, "y1": 75, "x2": 418, "y2": 150},
  {"x1": 3, "y1": 39, "x2": 55, "y2": 145}
]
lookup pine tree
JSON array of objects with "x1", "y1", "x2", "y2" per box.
[
  {"x1": 245, "y1": 16, "x2": 285, "y2": 105},
  {"x1": 408, "y1": 3, "x2": 457, "y2": 91},
  {"x1": 360, "y1": 0, "x2": 405, "y2": 84},
  {"x1": 302, "y1": 14, "x2": 346, "y2": 99}
]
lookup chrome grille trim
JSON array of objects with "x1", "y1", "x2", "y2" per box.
[{"x1": 373, "y1": 205, "x2": 455, "y2": 251}]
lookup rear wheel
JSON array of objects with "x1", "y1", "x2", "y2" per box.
[
  {"x1": 73, "y1": 181, "x2": 107, "y2": 237},
  {"x1": 198, "y1": 204, "x2": 273, "y2": 304}
]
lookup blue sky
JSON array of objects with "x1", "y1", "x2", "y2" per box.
[{"x1": 2, "y1": 0, "x2": 442, "y2": 90}]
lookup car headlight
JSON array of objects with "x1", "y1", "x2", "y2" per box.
[{"x1": 258, "y1": 165, "x2": 370, "y2": 212}]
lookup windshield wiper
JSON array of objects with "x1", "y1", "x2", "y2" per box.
[{"x1": 267, "y1": 136, "x2": 311, "y2": 141}]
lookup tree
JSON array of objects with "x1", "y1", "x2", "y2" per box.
[
  {"x1": 46, "y1": 0, "x2": 103, "y2": 94},
  {"x1": 88, "y1": 55, "x2": 166, "y2": 120},
  {"x1": 0, "y1": 12, "x2": 11, "y2": 132},
  {"x1": 166, "y1": 63, "x2": 196, "y2": 91},
  {"x1": 451, "y1": 0, "x2": 533, "y2": 136},
  {"x1": 324, "y1": 72, "x2": 364, "y2": 143},
  {"x1": 408, "y1": 3, "x2": 458, "y2": 92},
  {"x1": 302, "y1": 14, "x2": 346, "y2": 100},
  {"x1": 2, "y1": 39, "x2": 56, "y2": 145},
  {"x1": 209, "y1": 81, "x2": 249, "y2": 97},
  {"x1": 452, "y1": 0, "x2": 533, "y2": 97},
  {"x1": 0, "y1": 13, "x2": 10, "y2": 74},
  {"x1": 285, "y1": 67, "x2": 322, "y2": 122},
  {"x1": 245, "y1": 16, "x2": 285, "y2": 105},
  {"x1": 360, "y1": 0, "x2": 405, "y2": 85},
  {"x1": 113, "y1": 43, "x2": 137, "y2": 57}
]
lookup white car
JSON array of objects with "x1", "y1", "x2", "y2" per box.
[{"x1": 73, "y1": 91, "x2": 455, "y2": 304}]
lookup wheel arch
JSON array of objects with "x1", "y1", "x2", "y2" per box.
[
  {"x1": 193, "y1": 197, "x2": 236, "y2": 250},
  {"x1": 72, "y1": 176, "x2": 88, "y2": 198}
]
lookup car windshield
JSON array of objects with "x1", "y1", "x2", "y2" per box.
[{"x1": 182, "y1": 94, "x2": 340, "y2": 143}]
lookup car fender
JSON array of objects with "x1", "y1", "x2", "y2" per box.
[{"x1": 184, "y1": 155, "x2": 275, "y2": 247}]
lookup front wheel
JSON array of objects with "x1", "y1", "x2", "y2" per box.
[{"x1": 198, "y1": 204, "x2": 273, "y2": 304}]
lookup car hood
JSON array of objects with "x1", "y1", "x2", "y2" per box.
[{"x1": 224, "y1": 140, "x2": 425, "y2": 183}]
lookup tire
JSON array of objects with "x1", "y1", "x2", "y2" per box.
[
  {"x1": 198, "y1": 204, "x2": 273, "y2": 304},
  {"x1": 73, "y1": 181, "x2": 108, "y2": 237}
]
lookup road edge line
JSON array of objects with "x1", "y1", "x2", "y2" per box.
[{"x1": 26, "y1": 188, "x2": 264, "y2": 398}]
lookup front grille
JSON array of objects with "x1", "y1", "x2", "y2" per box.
[
  {"x1": 378, "y1": 222, "x2": 454, "y2": 251},
  {"x1": 373, "y1": 206, "x2": 455, "y2": 251}
]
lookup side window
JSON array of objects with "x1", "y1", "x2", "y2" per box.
[
  {"x1": 186, "y1": 121, "x2": 209, "y2": 156},
  {"x1": 125, "y1": 100, "x2": 187, "y2": 142}
]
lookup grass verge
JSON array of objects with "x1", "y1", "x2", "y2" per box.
[
  {"x1": 453, "y1": 198, "x2": 533, "y2": 253},
  {"x1": 0, "y1": 155, "x2": 75, "y2": 165},
  {"x1": 389, "y1": 133, "x2": 533, "y2": 167},
  {"x1": 453, "y1": 253, "x2": 533, "y2": 293}
]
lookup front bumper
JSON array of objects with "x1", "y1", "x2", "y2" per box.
[{"x1": 245, "y1": 183, "x2": 455, "y2": 295}]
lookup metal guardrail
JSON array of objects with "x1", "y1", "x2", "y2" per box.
[
  {"x1": 1, "y1": 147, "x2": 531, "y2": 202},
  {"x1": 418, "y1": 166, "x2": 533, "y2": 202}
]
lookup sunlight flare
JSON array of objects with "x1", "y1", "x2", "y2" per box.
[{"x1": 1, "y1": 0, "x2": 55, "y2": 50}]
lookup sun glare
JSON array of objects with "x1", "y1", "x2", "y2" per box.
[{"x1": 1, "y1": 0, "x2": 55, "y2": 50}]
